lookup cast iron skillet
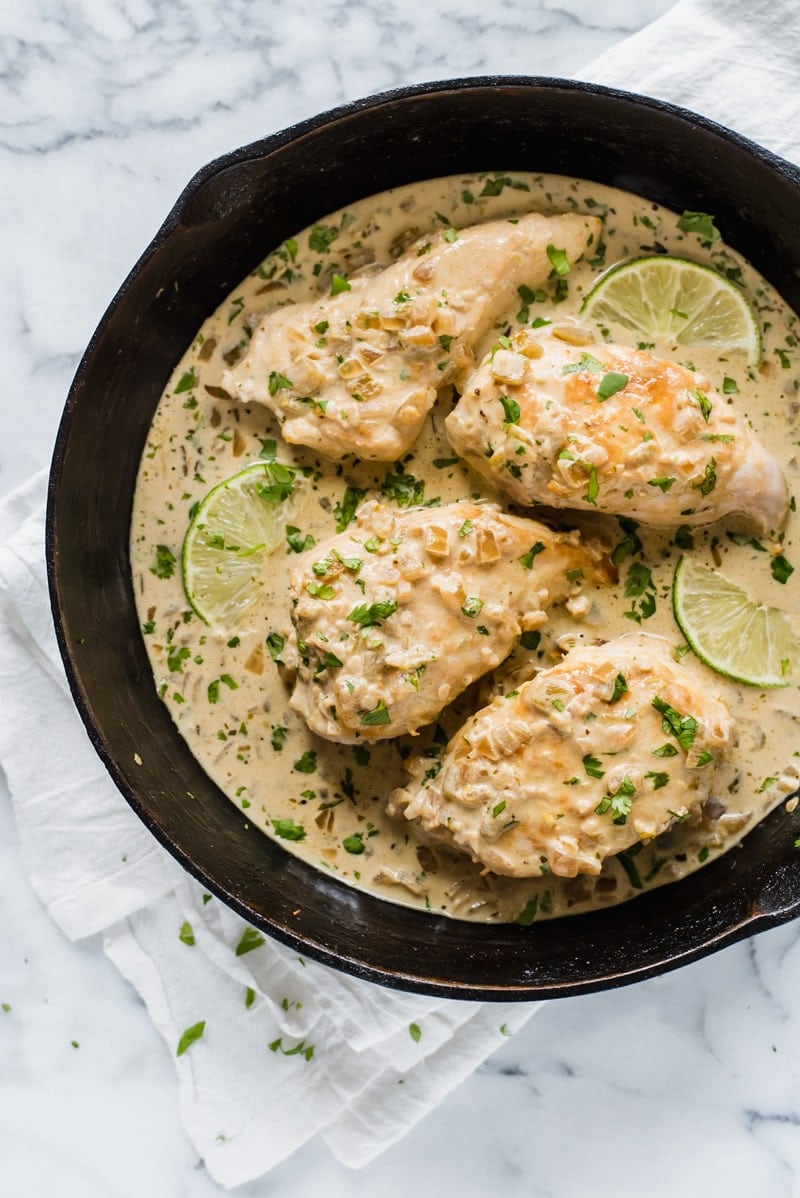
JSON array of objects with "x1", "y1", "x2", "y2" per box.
[{"x1": 47, "y1": 77, "x2": 800, "y2": 1001}]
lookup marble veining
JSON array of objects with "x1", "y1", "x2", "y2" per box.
[{"x1": 6, "y1": 0, "x2": 800, "y2": 1195}]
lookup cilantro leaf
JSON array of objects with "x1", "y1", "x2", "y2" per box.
[
  {"x1": 546, "y1": 244, "x2": 571, "y2": 275},
  {"x1": 151, "y1": 544, "x2": 176, "y2": 580},
  {"x1": 235, "y1": 928, "x2": 267, "y2": 955},
  {"x1": 176, "y1": 1021, "x2": 205, "y2": 1056},
  {"x1": 771, "y1": 555, "x2": 794, "y2": 584},
  {"x1": 596, "y1": 372, "x2": 629, "y2": 401},
  {"x1": 583, "y1": 753, "x2": 605, "y2": 779},
  {"x1": 382, "y1": 470, "x2": 425, "y2": 507},
  {"x1": 292, "y1": 752, "x2": 317, "y2": 775},
  {"x1": 334, "y1": 486, "x2": 365, "y2": 532},
  {"x1": 499, "y1": 395, "x2": 521, "y2": 425},
  {"x1": 677, "y1": 210, "x2": 720, "y2": 244},
  {"x1": 519, "y1": 541, "x2": 545, "y2": 569},
  {"x1": 174, "y1": 368, "x2": 197, "y2": 394},
  {"x1": 360, "y1": 699, "x2": 391, "y2": 726},
  {"x1": 347, "y1": 601, "x2": 397, "y2": 627},
  {"x1": 652, "y1": 696, "x2": 698, "y2": 750}
]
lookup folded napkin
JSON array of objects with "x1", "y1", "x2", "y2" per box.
[
  {"x1": 4, "y1": 0, "x2": 800, "y2": 1186},
  {"x1": 578, "y1": 0, "x2": 800, "y2": 162}
]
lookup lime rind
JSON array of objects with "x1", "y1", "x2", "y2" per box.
[
  {"x1": 581, "y1": 255, "x2": 762, "y2": 366},
  {"x1": 672, "y1": 555, "x2": 797, "y2": 688},
  {"x1": 182, "y1": 462, "x2": 290, "y2": 628}
]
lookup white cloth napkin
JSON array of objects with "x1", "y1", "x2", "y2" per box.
[
  {"x1": 4, "y1": 0, "x2": 800, "y2": 1186},
  {"x1": 578, "y1": 0, "x2": 800, "y2": 162}
]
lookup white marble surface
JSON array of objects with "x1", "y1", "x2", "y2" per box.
[{"x1": 6, "y1": 0, "x2": 800, "y2": 1194}]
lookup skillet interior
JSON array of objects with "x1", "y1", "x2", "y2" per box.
[{"x1": 47, "y1": 77, "x2": 800, "y2": 1000}]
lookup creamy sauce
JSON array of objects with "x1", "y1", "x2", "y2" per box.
[{"x1": 130, "y1": 172, "x2": 800, "y2": 923}]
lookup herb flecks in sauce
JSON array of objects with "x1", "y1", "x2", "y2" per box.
[{"x1": 130, "y1": 170, "x2": 800, "y2": 925}]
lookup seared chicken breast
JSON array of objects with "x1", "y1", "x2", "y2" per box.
[
  {"x1": 389, "y1": 634, "x2": 735, "y2": 877},
  {"x1": 287, "y1": 499, "x2": 612, "y2": 743},
  {"x1": 445, "y1": 325, "x2": 788, "y2": 532},
  {"x1": 225, "y1": 213, "x2": 601, "y2": 462}
]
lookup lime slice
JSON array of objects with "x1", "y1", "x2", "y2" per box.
[
  {"x1": 581, "y1": 255, "x2": 762, "y2": 364},
  {"x1": 182, "y1": 461, "x2": 295, "y2": 627},
  {"x1": 673, "y1": 555, "x2": 797, "y2": 687}
]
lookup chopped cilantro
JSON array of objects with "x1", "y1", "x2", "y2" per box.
[
  {"x1": 268, "y1": 370, "x2": 293, "y2": 397},
  {"x1": 584, "y1": 464, "x2": 599, "y2": 506},
  {"x1": 334, "y1": 486, "x2": 365, "y2": 532},
  {"x1": 645, "y1": 770, "x2": 670, "y2": 790},
  {"x1": 271, "y1": 818, "x2": 307, "y2": 842},
  {"x1": 562, "y1": 351, "x2": 604, "y2": 376},
  {"x1": 360, "y1": 699, "x2": 391, "y2": 726},
  {"x1": 519, "y1": 541, "x2": 545, "y2": 569},
  {"x1": 546, "y1": 244, "x2": 570, "y2": 275},
  {"x1": 382, "y1": 470, "x2": 425, "y2": 507},
  {"x1": 499, "y1": 395, "x2": 521, "y2": 425},
  {"x1": 693, "y1": 458, "x2": 717, "y2": 496},
  {"x1": 653, "y1": 743, "x2": 679, "y2": 758},
  {"x1": 652, "y1": 696, "x2": 698, "y2": 750},
  {"x1": 314, "y1": 651, "x2": 343, "y2": 676},
  {"x1": 516, "y1": 896, "x2": 539, "y2": 925},
  {"x1": 254, "y1": 460, "x2": 297, "y2": 505},
  {"x1": 691, "y1": 389, "x2": 712, "y2": 421},
  {"x1": 174, "y1": 368, "x2": 197, "y2": 394},
  {"x1": 461, "y1": 596, "x2": 484, "y2": 618},
  {"x1": 347, "y1": 600, "x2": 397, "y2": 627},
  {"x1": 309, "y1": 224, "x2": 338, "y2": 253},
  {"x1": 480, "y1": 174, "x2": 529, "y2": 197},
  {"x1": 306, "y1": 581, "x2": 336, "y2": 600},
  {"x1": 596, "y1": 371, "x2": 629, "y2": 400},
  {"x1": 266, "y1": 632, "x2": 285, "y2": 663},
  {"x1": 617, "y1": 846, "x2": 643, "y2": 890},
  {"x1": 583, "y1": 753, "x2": 605, "y2": 779},
  {"x1": 595, "y1": 776, "x2": 635, "y2": 824},
  {"x1": 771, "y1": 555, "x2": 794, "y2": 584},
  {"x1": 677, "y1": 210, "x2": 720, "y2": 244},
  {"x1": 176, "y1": 1021, "x2": 205, "y2": 1056},
  {"x1": 235, "y1": 928, "x2": 267, "y2": 956},
  {"x1": 286, "y1": 525, "x2": 315, "y2": 553},
  {"x1": 150, "y1": 544, "x2": 176, "y2": 580}
]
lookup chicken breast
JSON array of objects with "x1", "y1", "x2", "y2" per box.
[
  {"x1": 389, "y1": 634, "x2": 735, "y2": 878},
  {"x1": 287, "y1": 499, "x2": 612, "y2": 743},
  {"x1": 224, "y1": 213, "x2": 601, "y2": 462},
  {"x1": 445, "y1": 324, "x2": 788, "y2": 532}
]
